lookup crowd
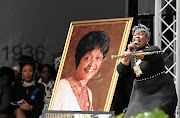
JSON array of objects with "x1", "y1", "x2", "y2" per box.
[{"x1": 0, "y1": 55, "x2": 59, "y2": 118}]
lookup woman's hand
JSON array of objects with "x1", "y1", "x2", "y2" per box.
[
  {"x1": 124, "y1": 51, "x2": 133, "y2": 60},
  {"x1": 121, "y1": 51, "x2": 134, "y2": 65},
  {"x1": 135, "y1": 50, "x2": 144, "y2": 60},
  {"x1": 121, "y1": 41, "x2": 140, "y2": 65},
  {"x1": 19, "y1": 99, "x2": 33, "y2": 111},
  {"x1": 127, "y1": 41, "x2": 139, "y2": 52}
]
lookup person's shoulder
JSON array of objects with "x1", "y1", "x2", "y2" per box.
[
  {"x1": 11, "y1": 81, "x2": 22, "y2": 88},
  {"x1": 149, "y1": 45, "x2": 160, "y2": 51},
  {"x1": 59, "y1": 79, "x2": 68, "y2": 83},
  {"x1": 59, "y1": 79, "x2": 69, "y2": 85},
  {"x1": 49, "y1": 79, "x2": 55, "y2": 84},
  {"x1": 57, "y1": 79, "x2": 71, "y2": 89},
  {"x1": 37, "y1": 78, "x2": 42, "y2": 83},
  {"x1": 35, "y1": 83, "x2": 45, "y2": 91}
]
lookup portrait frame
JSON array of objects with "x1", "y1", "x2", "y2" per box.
[{"x1": 49, "y1": 17, "x2": 133, "y2": 111}]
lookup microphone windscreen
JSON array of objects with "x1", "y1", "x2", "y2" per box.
[{"x1": 134, "y1": 40, "x2": 140, "y2": 45}]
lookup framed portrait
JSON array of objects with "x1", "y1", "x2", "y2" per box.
[
  {"x1": 42, "y1": 110, "x2": 114, "y2": 118},
  {"x1": 49, "y1": 17, "x2": 133, "y2": 111}
]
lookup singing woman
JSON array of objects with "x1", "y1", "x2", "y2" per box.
[{"x1": 117, "y1": 24, "x2": 177, "y2": 118}]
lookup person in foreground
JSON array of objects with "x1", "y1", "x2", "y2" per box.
[
  {"x1": 0, "y1": 67, "x2": 15, "y2": 118},
  {"x1": 11, "y1": 55, "x2": 45, "y2": 118},
  {"x1": 52, "y1": 31, "x2": 110, "y2": 111},
  {"x1": 117, "y1": 24, "x2": 177, "y2": 118}
]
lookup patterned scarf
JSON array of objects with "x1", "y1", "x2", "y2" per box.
[{"x1": 67, "y1": 78, "x2": 93, "y2": 111}]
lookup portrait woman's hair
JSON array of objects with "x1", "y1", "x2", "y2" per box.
[{"x1": 75, "y1": 31, "x2": 110, "y2": 68}]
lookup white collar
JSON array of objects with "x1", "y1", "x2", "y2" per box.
[{"x1": 23, "y1": 81, "x2": 35, "y2": 86}]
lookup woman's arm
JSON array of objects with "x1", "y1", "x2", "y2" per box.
[
  {"x1": 30, "y1": 84, "x2": 45, "y2": 112},
  {"x1": 117, "y1": 61, "x2": 131, "y2": 78},
  {"x1": 143, "y1": 46, "x2": 162, "y2": 61},
  {"x1": 19, "y1": 99, "x2": 33, "y2": 111}
]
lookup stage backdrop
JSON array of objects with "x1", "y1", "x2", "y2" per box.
[{"x1": 0, "y1": 0, "x2": 126, "y2": 67}]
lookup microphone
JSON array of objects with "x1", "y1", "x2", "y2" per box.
[{"x1": 127, "y1": 40, "x2": 140, "y2": 51}]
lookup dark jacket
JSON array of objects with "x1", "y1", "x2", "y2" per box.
[
  {"x1": 117, "y1": 46, "x2": 177, "y2": 118},
  {"x1": 11, "y1": 80, "x2": 45, "y2": 118},
  {"x1": 0, "y1": 77, "x2": 11, "y2": 118}
]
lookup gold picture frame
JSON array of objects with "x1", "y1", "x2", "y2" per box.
[
  {"x1": 49, "y1": 17, "x2": 133, "y2": 111},
  {"x1": 42, "y1": 110, "x2": 114, "y2": 118}
]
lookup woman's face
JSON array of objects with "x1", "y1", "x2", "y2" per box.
[
  {"x1": 76, "y1": 47, "x2": 103, "y2": 81},
  {"x1": 40, "y1": 67, "x2": 50, "y2": 82},
  {"x1": 22, "y1": 64, "x2": 34, "y2": 82},
  {"x1": 132, "y1": 31, "x2": 149, "y2": 49}
]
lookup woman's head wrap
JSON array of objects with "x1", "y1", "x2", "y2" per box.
[{"x1": 132, "y1": 23, "x2": 151, "y2": 40}]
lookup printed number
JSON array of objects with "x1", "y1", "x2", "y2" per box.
[
  {"x1": 24, "y1": 45, "x2": 34, "y2": 58},
  {"x1": 35, "y1": 45, "x2": 45, "y2": 61},
  {"x1": 1, "y1": 45, "x2": 45, "y2": 61},
  {"x1": 2, "y1": 46, "x2": 8, "y2": 60},
  {"x1": 13, "y1": 45, "x2": 23, "y2": 61}
]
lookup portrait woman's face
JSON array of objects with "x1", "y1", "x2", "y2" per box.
[
  {"x1": 22, "y1": 64, "x2": 34, "y2": 82},
  {"x1": 76, "y1": 47, "x2": 103, "y2": 81},
  {"x1": 132, "y1": 31, "x2": 149, "y2": 49}
]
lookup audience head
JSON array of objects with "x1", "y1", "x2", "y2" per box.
[
  {"x1": 0, "y1": 66, "x2": 15, "y2": 84},
  {"x1": 12, "y1": 65, "x2": 20, "y2": 80},
  {"x1": 53, "y1": 52, "x2": 62, "y2": 72},
  {"x1": 132, "y1": 24, "x2": 150, "y2": 49},
  {"x1": 18, "y1": 55, "x2": 37, "y2": 83},
  {"x1": 132, "y1": 23, "x2": 151, "y2": 41},
  {"x1": 37, "y1": 64, "x2": 56, "y2": 83}
]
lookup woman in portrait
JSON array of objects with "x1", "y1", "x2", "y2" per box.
[
  {"x1": 11, "y1": 55, "x2": 45, "y2": 118},
  {"x1": 117, "y1": 24, "x2": 177, "y2": 118},
  {"x1": 52, "y1": 31, "x2": 110, "y2": 111}
]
